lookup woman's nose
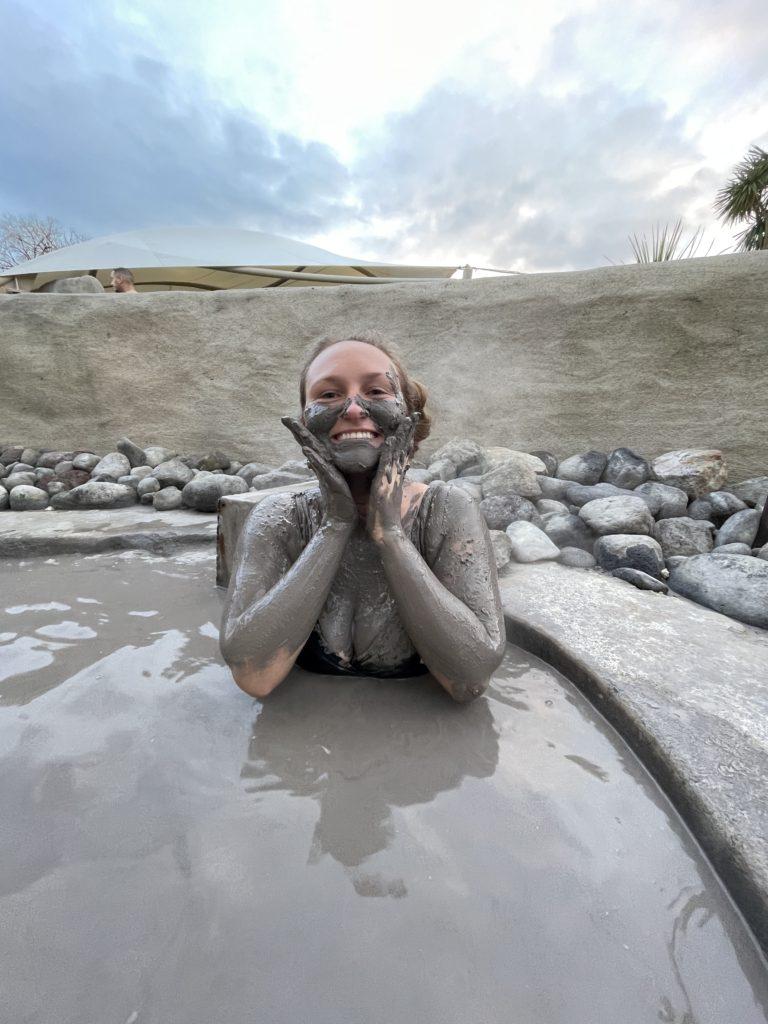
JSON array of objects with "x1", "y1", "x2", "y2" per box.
[{"x1": 343, "y1": 395, "x2": 367, "y2": 418}]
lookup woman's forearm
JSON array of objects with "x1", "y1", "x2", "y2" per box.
[
  {"x1": 221, "y1": 519, "x2": 352, "y2": 683},
  {"x1": 377, "y1": 528, "x2": 505, "y2": 701}
]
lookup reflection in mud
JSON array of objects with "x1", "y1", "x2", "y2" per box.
[
  {"x1": 242, "y1": 672, "x2": 498, "y2": 888},
  {"x1": 0, "y1": 550, "x2": 767, "y2": 1024}
]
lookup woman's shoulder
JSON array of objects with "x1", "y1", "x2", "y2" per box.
[{"x1": 244, "y1": 485, "x2": 322, "y2": 536}]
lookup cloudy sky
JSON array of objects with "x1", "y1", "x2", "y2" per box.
[{"x1": 2, "y1": 0, "x2": 766, "y2": 272}]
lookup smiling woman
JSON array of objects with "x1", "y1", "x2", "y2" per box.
[{"x1": 219, "y1": 332, "x2": 505, "y2": 702}]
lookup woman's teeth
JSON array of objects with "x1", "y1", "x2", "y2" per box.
[{"x1": 333, "y1": 430, "x2": 379, "y2": 441}]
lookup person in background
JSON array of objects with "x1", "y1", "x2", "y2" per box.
[{"x1": 110, "y1": 268, "x2": 138, "y2": 293}]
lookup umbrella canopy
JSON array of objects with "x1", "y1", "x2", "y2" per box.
[{"x1": 0, "y1": 226, "x2": 457, "y2": 291}]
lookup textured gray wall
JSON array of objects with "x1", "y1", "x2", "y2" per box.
[{"x1": 2, "y1": 253, "x2": 766, "y2": 479}]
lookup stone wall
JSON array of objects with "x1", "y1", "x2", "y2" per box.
[{"x1": 1, "y1": 252, "x2": 766, "y2": 478}]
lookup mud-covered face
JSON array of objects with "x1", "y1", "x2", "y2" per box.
[{"x1": 302, "y1": 341, "x2": 409, "y2": 474}]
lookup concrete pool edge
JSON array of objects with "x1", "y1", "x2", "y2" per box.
[{"x1": 500, "y1": 563, "x2": 768, "y2": 957}]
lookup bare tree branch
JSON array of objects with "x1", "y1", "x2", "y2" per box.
[{"x1": 0, "y1": 214, "x2": 89, "y2": 270}]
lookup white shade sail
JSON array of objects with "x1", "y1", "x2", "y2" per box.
[{"x1": 0, "y1": 226, "x2": 457, "y2": 291}]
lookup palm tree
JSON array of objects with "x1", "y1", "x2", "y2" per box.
[{"x1": 714, "y1": 145, "x2": 768, "y2": 251}]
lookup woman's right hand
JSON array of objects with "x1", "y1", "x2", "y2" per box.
[{"x1": 281, "y1": 417, "x2": 357, "y2": 528}]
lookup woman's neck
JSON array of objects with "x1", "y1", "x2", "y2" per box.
[{"x1": 345, "y1": 472, "x2": 373, "y2": 518}]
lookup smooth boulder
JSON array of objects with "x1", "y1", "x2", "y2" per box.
[
  {"x1": 91, "y1": 452, "x2": 131, "y2": 481},
  {"x1": 153, "y1": 486, "x2": 184, "y2": 511},
  {"x1": 479, "y1": 494, "x2": 539, "y2": 531},
  {"x1": 653, "y1": 518, "x2": 715, "y2": 558},
  {"x1": 557, "y1": 547, "x2": 596, "y2": 568},
  {"x1": 565, "y1": 482, "x2": 629, "y2": 508},
  {"x1": 505, "y1": 521, "x2": 559, "y2": 563},
  {"x1": 610, "y1": 567, "x2": 668, "y2": 594},
  {"x1": 593, "y1": 535, "x2": 665, "y2": 577},
  {"x1": 430, "y1": 438, "x2": 487, "y2": 475},
  {"x1": 634, "y1": 481, "x2": 689, "y2": 519},
  {"x1": 480, "y1": 458, "x2": 542, "y2": 500},
  {"x1": 51, "y1": 481, "x2": 136, "y2": 510},
  {"x1": 730, "y1": 477, "x2": 768, "y2": 508},
  {"x1": 669, "y1": 553, "x2": 768, "y2": 629},
  {"x1": 579, "y1": 496, "x2": 654, "y2": 536},
  {"x1": 650, "y1": 449, "x2": 727, "y2": 498},
  {"x1": 72, "y1": 452, "x2": 100, "y2": 472},
  {"x1": 602, "y1": 448, "x2": 650, "y2": 489},
  {"x1": 542, "y1": 512, "x2": 594, "y2": 551},
  {"x1": 152, "y1": 457, "x2": 195, "y2": 489},
  {"x1": 556, "y1": 451, "x2": 607, "y2": 486},
  {"x1": 488, "y1": 530, "x2": 512, "y2": 570},
  {"x1": 714, "y1": 508, "x2": 761, "y2": 549},
  {"x1": 117, "y1": 437, "x2": 148, "y2": 468},
  {"x1": 181, "y1": 475, "x2": 249, "y2": 512},
  {"x1": 9, "y1": 485, "x2": 49, "y2": 511}
]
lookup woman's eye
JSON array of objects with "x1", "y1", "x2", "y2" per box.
[
  {"x1": 319, "y1": 391, "x2": 338, "y2": 399},
  {"x1": 369, "y1": 388, "x2": 388, "y2": 396}
]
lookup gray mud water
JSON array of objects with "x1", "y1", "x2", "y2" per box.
[{"x1": 1, "y1": 550, "x2": 767, "y2": 1024}]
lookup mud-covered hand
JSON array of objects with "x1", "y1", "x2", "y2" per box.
[
  {"x1": 281, "y1": 416, "x2": 357, "y2": 527},
  {"x1": 367, "y1": 415, "x2": 418, "y2": 544}
]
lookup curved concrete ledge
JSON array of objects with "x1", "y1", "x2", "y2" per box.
[
  {"x1": 500, "y1": 562, "x2": 768, "y2": 956},
  {"x1": 0, "y1": 507, "x2": 217, "y2": 558}
]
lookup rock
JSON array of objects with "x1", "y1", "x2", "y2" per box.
[
  {"x1": 484, "y1": 447, "x2": 546, "y2": 474},
  {"x1": 91, "y1": 451, "x2": 131, "y2": 481},
  {"x1": 36, "y1": 450, "x2": 73, "y2": 469},
  {"x1": 537, "y1": 499, "x2": 570, "y2": 516},
  {"x1": 132, "y1": 465, "x2": 154, "y2": 480},
  {"x1": 228, "y1": 461, "x2": 243, "y2": 475},
  {"x1": 0, "y1": 465, "x2": 7, "y2": 479},
  {"x1": 488, "y1": 530, "x2": 512, "y2": 570},
  {"x1": 653, "y1": 517, "x2": 715, "y2": 557},
  {"x1": 181, "y1": 475, "x2": 249, "y2": 512},
  {"x1": 137, "y1": 477, "x2": 161, "y2": 499},
  {"x1": 528, "y1": 450, "x2": 558, "y2": 476},
  {"x1": 707, "y1": 491, "x2": 748, "y2": 522},
  {"x1": 650, "y1": 449, "x2": 727, "y2": 498},
  {"x1": 197, "y1": 451, "x2": 231, "y2": 472},
  {"x1": 237, "y1": 462, "x2": 274, "y2": 485},
  {"x1": 20, "y1": 447, "x2": 40, "y2": 465},
  {"x1": 480, "y1": 459, "x2": 542, "y2": 501},
  {"x1": 557, "y1": 546, "x2": 596, "y2": 568},
  {"x1": 277, "y1": 459, "x2": 314, "y2": 479},
  {"x1": 53, "y1": 460, "x2": 74, "y2": 476},
  {"x1": 634, "y1": 481, "x2": 689, "y2": 519},
  {"x1": 611, "y1": 567, "x2": 668, "y2": 593},
  {"x1": 34, "y1": 468, "x2": 54, "y2": 482},
  {"x1": 556, "y1": 451, "x2": 608, "y2": 486},
  {"x1": 537, "y1": 476, "x2": 571, "y2": 501},
  {"x1": 251, "y1": 470, "x2": 312, "y2": 490},
  {"x1": 479, "y1": 494, "x2": 539, "y2": 530},
  {"x1": 602, "y1": 448, "x2": 650, "y2": 489},
  {"x1": 3, "y1": 471, "x2": 37, "y2": 490},
  {"x1": 36, "y1": 274, "x2": 104, "y2": 293},
  {"x1": 152, "y1": 457, "x2": 195, "y2": 489},
  {"x1": 730, "y1": 477, "x2": 768, "y2": 508},
  {"x1": 430, "y1": 439, "x2": 487, "y2": 475},
  {"x1": 12, "y1": 463, "x2": 35, "y2": 473},
  {"x1": 0, "y1": 486, "x2": 8, "y2": 510},
  {"x1": 143, "y1": 445, "x2": 177, "y2": 468},
  {"x1": 715, "y1": 508, "x2": 761, "y2": 548},
  {"x1": 0, "y1": 446, "x2": 24, "y2": 465},
  {"x1": 450, "y1": 479, "x2": 482, "y2": 501},
  {"x1": 426, "y1": 458, "x2": 457, "y2": 482},
  {"x1": 72, "y1": 452, "x2": 100, "y2": 472},
  {"x1": 579, "y1": 496, "x2": 654, "y2": 536},
  {"x1": 9, "y1": 485, "x2": 49, "y2": 511},
  {"x1": 52, "y1": 468, "x2": 91, "y2": 490},
  {"x1": 118, "y1": 475, "x2": 141, "y2": 489},
  {"x1": 505, "y1": 521, "x2": 560, "y2": 562},
  {"x1": 593, "y1": 535, "x2": 665, "y2": 577},
  {"x1": 757, "y1": 544, "x2": 768, "y2": 562},
  {"x1": 117, "y1": 437, "x2": 148, "y2": 468},
  {"x1": 669, "y1": 553, "x2": 768, "y2": 629},
  {"x1": 687, "y1": 498, "x2": 714, "y2": 521},
  {"x1": 46, "y1": 481, "x2": 68, "y2": 497},
  {"x1": 713, "y1": 543, "x2": 753, "y2": 556},
  {"x1": 153, "y1": 486, "x2": 184, "y2": 510},
  {"x1": 565, "y1": 482, "x2": 629, "y2": 508},
  {"x1": 665, "y1": 555, "x2": 690, "y2": 573},
  {"x1": 405, "y1": 468, "x2": 434, "y2": 485},
  {"x1": 51, "y1": 481, "x2": 137, "y2": 510},
  {"x1": 542, "y1": 512, "x2": 594, "y2": 551}
]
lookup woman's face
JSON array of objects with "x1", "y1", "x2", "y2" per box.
[{"x1": 303, "y1": 340, "x2": 408, "y2": 473}]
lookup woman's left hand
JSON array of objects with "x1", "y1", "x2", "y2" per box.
[{"x1": 367, "y1": 415, "x2": 418, "y2": 544}]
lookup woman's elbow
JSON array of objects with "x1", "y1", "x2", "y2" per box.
[{"x1": 228, "y1": 662, "x2": 283, "y2": 699}]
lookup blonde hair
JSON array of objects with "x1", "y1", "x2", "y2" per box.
[{"x1": 299, "y1": 331, "x2": 431, "y2": 450}]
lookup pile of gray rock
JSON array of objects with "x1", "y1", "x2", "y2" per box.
[
  {"x1": 0, "y1": 438, "x2": 315, "y2": 515},
  {"x1": 413, "y1": 440, "x2": 768, "y2": 631}
]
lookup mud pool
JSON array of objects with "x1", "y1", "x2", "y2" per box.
[{"x1": 1, "y1": 549, "x2": 767, "y2": 1024}]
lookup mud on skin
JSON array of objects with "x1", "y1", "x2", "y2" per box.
[{"x1": 220, "y1": 369, "x2": 505, "y2": 701}]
